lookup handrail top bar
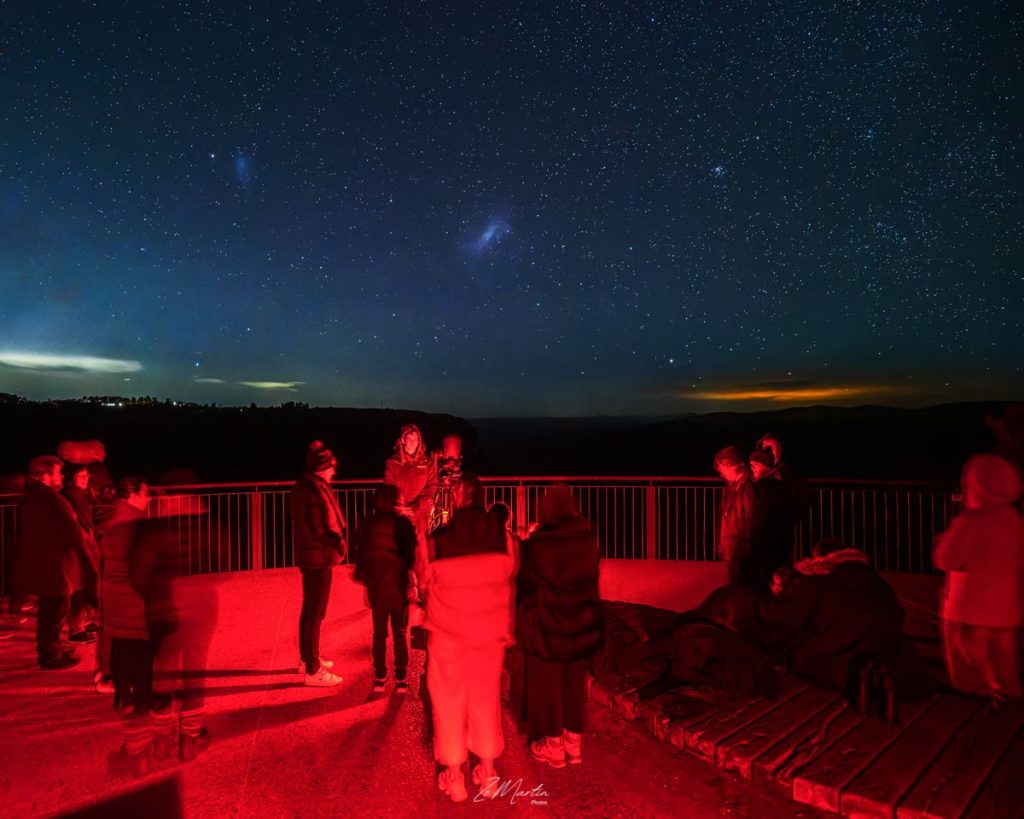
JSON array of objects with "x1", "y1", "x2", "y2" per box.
[{"x1": 0, "y1": 475, "x2": 955, "y2": 499}]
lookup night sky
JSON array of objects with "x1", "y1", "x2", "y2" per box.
[{"x1": 1, "y1": 1, "x2": 1021, "y2": 417}]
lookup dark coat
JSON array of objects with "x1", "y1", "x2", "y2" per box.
[
  {"x1": 516, "y1": 518, "x2": 604, "y2": 663},
  {"x1": 13, "y1": 479, "x2": 95, "y2": 600},
  {"x1": 354, "y1": 510, "x2": 417, "y2": 611},
  {"x1": 431, "y1": 505, "x2": 507, "y2": 561},
  {"x1": 758, "y1": 556, "x2": 932, "y2": 698},
  {"x1": 100, "y1": 501, "x2": 149, "y2": 640},
  {"x1": 718, "y1": 477, "x2": 759, "y2": 579},
  {"x1": 290, "y1": 473, "x2": 347, "y2": 569}
]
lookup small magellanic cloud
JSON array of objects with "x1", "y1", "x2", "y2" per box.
[
  {"x1": 0, "y1": 351, "x2": 143, "y2": 374},
  {"x1": 238, "y1": 380, "x2": 304, "y2": 391}
]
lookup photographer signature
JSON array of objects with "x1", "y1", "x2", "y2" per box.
[{"x1": 474, "y1": 776, "x2": 550, "y2": 806}]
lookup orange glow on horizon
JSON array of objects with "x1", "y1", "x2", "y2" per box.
[{"x1": 689, "y1": 385, "x2": 897, "y2": 402}]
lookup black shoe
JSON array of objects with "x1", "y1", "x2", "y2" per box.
[
  {"x1": 68, "y1": 630, "x2": 97, "y2": 644},
  {"x1": 41, "y1": 651, "x2": 80, "y2": 670},
  {"x1": 180, "y1": 728, "x2": 211, "y2": 762}
]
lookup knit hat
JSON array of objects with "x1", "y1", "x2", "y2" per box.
[
  {"x1": 749, "y1": 450, "x2": 774, "y2": 468},
  {"x1": 305, "y1": 440, "x2": 337, "y2": 472},
  {"x1": 28, "y1": 455, "x2": 62, "y2": 477},
  {"x1": 713, "y1": 445, "x2": 746, "y2": 468}
]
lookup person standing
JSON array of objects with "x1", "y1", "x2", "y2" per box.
[
  {"x1": 12, "y1": 455, "x2": 96, "y2": 669},
  {"x1": 935, "y1": 453, "x2": 1024, "y2": 703},
  {"x1": 354, "y1": 483, "x2": 417, "y2": 693},
  {"x1": 713, "y1": 446, "x2": 760, "y2": 587},
  {"x1": 63, "y1": 464, "x2": 100, "y2": 643},
  {"x1": 517, "y1": 485, "x2": 603, "y2": 768},
  {"x1": 424, "y1": 474, "x2": 514, "y2": 802},
  {"x1": 291, "y1": 441, "x2": 346, "y2": 686},
  {"x1": 101, "y1": 477, "x2": 155, "y2": 775},
  {"x1": 384, "y1": 424, "x2": 437, "y2": 542}
]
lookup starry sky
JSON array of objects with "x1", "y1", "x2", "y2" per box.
[{"x1": 1, "y1": 1, "x2": 1021, "y2": 417}]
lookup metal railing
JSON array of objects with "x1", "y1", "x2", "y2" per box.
[{"x1": 0, "y1": 477, "x2": 957, "y2": 592}]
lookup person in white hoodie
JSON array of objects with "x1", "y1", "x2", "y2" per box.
[
  {"x1": 934, "y1": 453, "x2": 1024, "y2": 703},
  {"x1": 423, "y1": 474, "x2": 514, "y2": 803}
]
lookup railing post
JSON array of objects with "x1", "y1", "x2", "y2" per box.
[
  {"x1": 645, "y1": 483, "x2": 658, "y2": 560},
  {"x1": 515, "y1": 484, "x2": 528, "y2": 540},
  {"x1": 250, "y1": 491, "x2": 263, "y2": 571}
]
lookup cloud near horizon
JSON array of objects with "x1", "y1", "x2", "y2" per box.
[
  {"x1": 237, "y1": 380, "x2": 304, "y2": 391},
  {"x1": 0, "y1": 351, "x2": 143, "y2": 374}
]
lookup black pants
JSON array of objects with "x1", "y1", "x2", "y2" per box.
[
  {"x1": 525, "y1": 655, "x2": 587, "y2": 739},
  {"x1": 299, "y1": 568, "x2": 333, "y2": 674},
  {"x1": 36, "y1": 595, "x2": 70, "y2": 664},
  {"x1": 110, "y1": 637, "x2": 154, "y2": 713},
  {"x1": 371, "y1": 604, "x2": 408, "y2": 680}
]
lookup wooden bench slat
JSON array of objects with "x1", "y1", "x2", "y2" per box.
[
  {"x1": 962, "y1": 721, "x2": 1024, "y2": 819},
  {"x1": 717, "y1": 686, "x2": 843, "y2": 778},
  {"x1": 840, "y1": 695, "x2": 980, "y2": 819},
  {"x1": 753, "y1": 700, "x2": 866, "y2": 791},
  {"x1": 685, "y1": 676, "x2": 808, "y2": 761},
  {"x1": 897, "y1": 703, "x2": 1024, "y2": 819},
  {"x1": 791, "y1": 696, "x2": 937, "y2": 813}
]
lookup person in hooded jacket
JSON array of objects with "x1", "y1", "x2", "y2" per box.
[
  {"x1": 758, "y1": 538, "x2": 934, "y2": 701},
  {"x1": 516, "y1": 485, "x2": 603, "y2": 769},
  {"x1": 64, "y1": 463, "x2": 101, "y2": 642},
  {"x1": 935, "y1": 453, "x2": 1024, "y2": 702},
  {"x1": 354, "y1": 483, "x2": 417, "y2": 693},
  {"x1": 290, "y1": 441, "x2": 347, "y2": 686},
  {"x1": 714, "y1": 446, "x2": 760, "y2": 586}
]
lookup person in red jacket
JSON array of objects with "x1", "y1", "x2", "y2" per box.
[
  {"x1": 384, "y1": 424, "x2": 437, "y2": 542},
  {"x1": 290, "y1": 441, "x2": 346, "y2": 686},
  {"x1": 935, "y1": 453, "x2": 1024, "y2": 703},
  {"x1": 12, "y1": 455, "x2": 96, "y2": 669}
]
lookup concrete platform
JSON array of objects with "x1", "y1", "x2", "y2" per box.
[{"x1": 0, "y1": 567, "x2": 827, "y2": 818}]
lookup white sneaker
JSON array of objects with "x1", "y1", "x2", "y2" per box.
[
  {"x1": 297, "y1": 657, "x2": 335, "y2": 674},
  {"x1": 530, "y1": 736, "x2": 567, "y2": 768},
  {"x1": 304, "y1": 667, "x2": 343, "y2": 687},
  {"x1": 563, "y1": 730, "x2": 582, "y2": 764}
]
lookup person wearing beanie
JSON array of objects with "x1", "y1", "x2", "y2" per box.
[
  {"x1": 516, "y1": 485, "x2": 603, "y2": 771},
  {"x1": 713, "y1": 445, "x2": 759, "y2": 586},
  {"x1": 12, "y1": 455, "x2": 96, "y2": 670},
  {"x1": 290, "y1": 441, "x2": 346, "y2": 687},
  {"x1": 934, "y1": 453, "x2": 1024, "y2": 703},
  {"x1": 747, "y1": 444, "x2": 803, "y2": 591}
]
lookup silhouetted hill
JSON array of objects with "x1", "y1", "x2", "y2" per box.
[
  {"x1": 0, "y1": 403, "x2": 474, "y2": 485},
  {"x1": 472, "y1": 402, "x2": 1019, "y2": 482},
  {"x1": 0, "y1": 400, "x2": 1018, "y2": 486}
]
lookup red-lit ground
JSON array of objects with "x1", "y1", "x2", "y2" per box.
[{"x1": 0, "y1": 569, "x2": 843, "y2": 818}]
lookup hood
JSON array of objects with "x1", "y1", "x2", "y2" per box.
[{"x1": 962, "y1": 453, "x2": 1022, "y2": 509}]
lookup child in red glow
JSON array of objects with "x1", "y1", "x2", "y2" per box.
[{"x1": 934, "y1": 454, "x2": 1024, "y2": 704}]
